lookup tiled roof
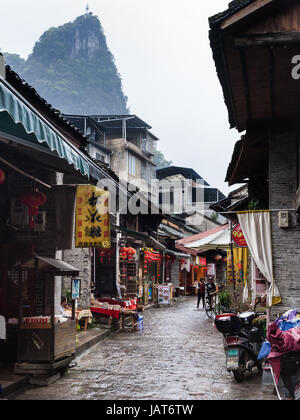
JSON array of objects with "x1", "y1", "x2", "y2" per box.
[
  {"x1": 209, "y1": 0, "x2": 272, "y2": 129},
  {"x1": 4, "y1": 62, "x2": 89, "y2": 148},
  {"x1": 209, "y1": 0, "x2": 257, "y2": 28}
]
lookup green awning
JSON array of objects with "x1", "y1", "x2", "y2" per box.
[{"x1": 0, "y1": 80, "x2": 90, "y2": 177}]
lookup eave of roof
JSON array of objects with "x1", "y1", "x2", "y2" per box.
[
  {"x1": 225, "y1": 133, "x2": 268, "y2": 186},
  {"x1": 5, "y1": 65, "x2": 89, "y2": 148},
  {"x1": 163, "y1": 214, "x2": 201, "y2": 235},
  {"x1": 1, "y1": 60, "x2": 121, "y2": 184},
  {"x1": 156, "y1": 166, "x2": 210, "y2": 186},
  {"x1": 209, "y1": 0, "x2": 258, "y2": 29},
  {"x1": 90, "y1": 114, "x2": 152, "y2": 130}
]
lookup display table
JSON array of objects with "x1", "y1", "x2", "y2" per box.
[
  {"x1": 90, "y1": 306, "x2": 121, "y2": 320},
  {"x1": 90, "y1": 307, "x2": 137, "y2": 330},
  {"x1": 90, "y1": 297, "x2": 138, "y2": 329},
  {"x1": 95, "y1": 298, "x2": 137, "y2": 310}
]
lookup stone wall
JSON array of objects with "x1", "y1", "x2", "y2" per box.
[
  {"x1": 62, "y1": 248, "x2": 92, "y2": 309},
  {"x1": 269, "y1": 130, "x2": 300, "y2": 314}
]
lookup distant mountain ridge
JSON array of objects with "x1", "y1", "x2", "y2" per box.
[{"x1": 4, "y1": 13, "x2": 129, "y2": 115}]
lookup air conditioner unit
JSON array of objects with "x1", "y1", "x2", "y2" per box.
[
  {"x1": 10, "y1": 198, "x2": 28, "y2": 226},
  {"x1": 278, "y1": 211, "x2": 290, "y2": 228},
  {"x1": 34, "y1": 211, "x2": 46, "y2": 232}
]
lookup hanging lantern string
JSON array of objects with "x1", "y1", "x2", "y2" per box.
[{"x1": 0, "y1": 156, "x2": 52, "y2": 189}]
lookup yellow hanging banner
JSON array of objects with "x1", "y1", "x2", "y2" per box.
[
  {"x1": 227, "y1": 249, "x2": 234, "y2": 284},
  {"x1": 233, "y1": 247, "x2": 249, "y2": 286},
  {"x1": 75, "y1": 185, "x2": 110, "y2": 248}
]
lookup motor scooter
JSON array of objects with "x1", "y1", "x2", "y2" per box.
[
  {"x1": 215, "y1": 304, "x2": 265, "y2": 382},
  {"x1": 262, "y1": 351, "x2": 300, "y2": 399},
  {"x1": 261, "y1": 309, "x2": 300, "y2": 400}
]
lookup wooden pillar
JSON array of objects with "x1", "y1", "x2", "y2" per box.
[
  {"x1": 17, "y1": 270, "x2": 23, "y2": 363},
  {"x1": 50, "y1": 273, "x2": 55, "y2": 363}
]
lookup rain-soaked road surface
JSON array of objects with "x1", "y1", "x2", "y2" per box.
[{"x1": 10, "y1": 297, "x2": 277, "y2": 400}]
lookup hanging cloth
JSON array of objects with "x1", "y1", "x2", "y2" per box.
[{"x1": 237, "y1": 211, "x2": 281, "y2": 307}]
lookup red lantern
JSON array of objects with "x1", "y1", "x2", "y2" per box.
[
  {"x1": 120, "y1": 247, "x2": 127, "y2": 260},
  {"x1": 0, "y1": 168, "x2": 6, "y2": 184},
  {"x1": 127, "y1": 247, "x2": 136, "y2": 261},
  {"x1": 21, "y1": 190, "x2": 47, "y2": 228}
]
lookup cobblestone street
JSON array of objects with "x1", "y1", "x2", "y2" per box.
[{"x1": 10, "y1": 297, "x2": 277, "y2": 400}]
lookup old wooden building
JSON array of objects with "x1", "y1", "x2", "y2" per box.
[
  {"x1": 209, "y1": 0, "x2": 300, "y2": 313},
  {"x1": 0, "y1": 57, "x2": 118, "y2": 364}
]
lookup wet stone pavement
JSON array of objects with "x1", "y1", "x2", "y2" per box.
[{"x1": 10, "y1": 297, "x2": 277, "y2": 400}]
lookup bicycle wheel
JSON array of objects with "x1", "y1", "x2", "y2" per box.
[
  {"x1": 214, "y1": 295, "x2": 220, "y2": 316},
  {"x1": 205, "y1": 298, "x2": 213, "y2": 319}
]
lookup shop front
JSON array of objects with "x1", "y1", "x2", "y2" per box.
[
  {"x1": 141, "y1": 248, "x2": 162, "y2": 306},
  {"x1": 14, "y1": 256, "x2": 79, "y2": 371},
  {"x1": 0, "y1": 65, "x2": 117, "y2": 370},
  {"x1": 190, "y1": 256, "x2": 207, "y2": 295},
  {"x1": 89, "y1": 223, "x2": 166, "y2": 329}
]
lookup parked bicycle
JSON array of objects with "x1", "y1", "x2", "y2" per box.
[
  {"x1": 204, "y1": 285, "x2": 229, "y2": 319},
  {"x1": 205, "y1": 290, "x2": 219, "y2": 319}
]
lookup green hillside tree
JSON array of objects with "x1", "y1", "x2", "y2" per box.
[
  {"x1": 4, "y1": 13, "x2": 128, "y2": 115},
  {"x1": 153, "y1": 150, "x2": 172, "y2": 169}
]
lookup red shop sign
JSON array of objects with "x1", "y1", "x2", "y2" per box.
[
  {"x1": 199, "y1": 257, "x2": 206, "y2": 267},
  {"x1": 232, "y1": 224, "x2": 247, "y2": 248}
]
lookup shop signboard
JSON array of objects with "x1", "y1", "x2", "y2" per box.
[
  {"x1": 157, "y1": 285, "x2": 170, "y2": 305},
  {"x1": 232, "y1": 224, "x2": 247, "y2": 248},
  {"x1": 71, "y1": 278, "x2": 81, "y2": 300},
  {"x1": 207, "y1": 263, "x2": 216, "y2": 277},
  {"x1": 75, "y1": 185, "x2": 110, "y2": 248},
  {"x1": 196, "y1": 256, "x2": 207, "y2": 267}
]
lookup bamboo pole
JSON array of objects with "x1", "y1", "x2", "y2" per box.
[{"x1": 0, "y1": 156, "x2": 52, "y2": 189}]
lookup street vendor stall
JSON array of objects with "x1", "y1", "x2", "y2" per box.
[
  {"x1": 13, "y1": 255, "x2": 79, "y2": 374},
  {"x1": 90, "y1": 296, "x2": 138, "y2": 330}
]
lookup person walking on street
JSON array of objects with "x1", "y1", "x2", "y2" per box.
[{"x1": 197, "y1": 278, "x2": 205, "y2": 309}]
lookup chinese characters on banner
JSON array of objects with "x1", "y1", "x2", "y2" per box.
[
  {"x1": 226, "y1": 248, "x2": 249, "y2": 285},
  {"x1": 227, "y1": 249, "x2": 234, "y2": 284},
  {"x1": 75, "y1": 185, "x2": 110, "y2": 248},
  {"x1": 196, "y1": 256, "x2": 207, "y2": 267}
]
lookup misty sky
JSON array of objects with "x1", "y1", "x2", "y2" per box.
[{"x1": 0, "y1": 0, "x2": 242, "y2": 195}]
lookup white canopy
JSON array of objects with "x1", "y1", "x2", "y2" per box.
[{"x1": 185, "y1": 228, "x2": 232, "y2": 250}]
